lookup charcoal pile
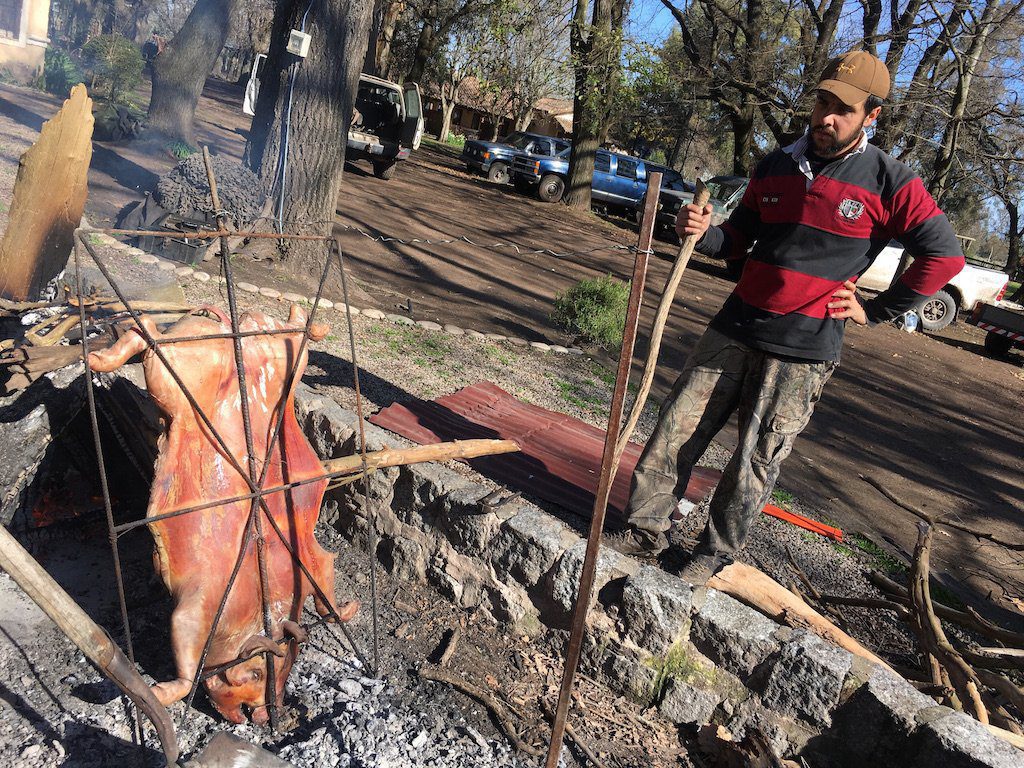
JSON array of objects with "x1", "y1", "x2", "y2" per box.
[{"x1": 153, "y1": 154, "x2": 263, "y2": 229}]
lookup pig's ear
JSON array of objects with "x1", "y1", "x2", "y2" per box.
[{"x1": 87, "y1": 317, "x2": 159, "y2": 371}]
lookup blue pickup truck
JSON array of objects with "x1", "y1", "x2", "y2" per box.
[
  {"x1": 461, "y1": 132, "x2": 570, "y2": 184},
  {"x1": 509, "y1": 148, "x2": 693, "y2": 216}
]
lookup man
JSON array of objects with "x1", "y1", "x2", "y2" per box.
[{"x1": 610, "y1": 50, "x2": 965, "y2": 582}]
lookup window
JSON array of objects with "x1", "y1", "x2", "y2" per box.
[
  {"x1": 594, "y1": 153, "x2": 611, "y2": 173},
  {"x1": 0, "y1": 0, "x2": 20, "y2": 40},
  {"x1": 616, "y1": 157, "x2": 638, "y2": 180}
]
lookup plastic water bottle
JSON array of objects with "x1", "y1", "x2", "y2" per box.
[{"x1": 899, "y1": 310, "x2": 919, "y2": 333}]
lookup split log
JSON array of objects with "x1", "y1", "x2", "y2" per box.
[
  {"x1": 0, "y1": 85, "x2": 93, "y2": 301},
  {"x1": 706, "y1": 562, "x2": 892, "y2": 671},
  {"x1": 322, "y1": 439, "x2": 520, "y2": 477},
  {"x1": 908, "y1": 523, "x2": 988, "y2": 723}
]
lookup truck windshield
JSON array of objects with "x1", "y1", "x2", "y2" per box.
[
  {"x1": 661, "y1": 170, "x2": 694, "y2": 192},
  {"x1": 706, "y1": 177, "x2": 746, "y2": 203},
  {"x1": 500, "y1": 133, "x2": 536, "y2": 149}
]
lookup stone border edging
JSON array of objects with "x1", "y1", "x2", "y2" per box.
[
  {"x1": 292, "y1": 389, "x2": 1020, "y2": 768},
  {"x1": 88, "y1": 232, "x2": 585, "y2": 356}
]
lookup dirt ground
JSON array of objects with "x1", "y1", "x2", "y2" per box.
[{"x1": 0, "y1": 78, "x2": 1021, "y2": 627}]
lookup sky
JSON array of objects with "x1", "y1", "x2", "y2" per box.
[{"x1": 627, "y1": 0, "x2": 677, "y2": 44}]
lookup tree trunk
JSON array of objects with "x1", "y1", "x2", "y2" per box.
[
  {"x1": 407, "y1": 14, "x2": 437, "y2": 84},
  {"x1": 564, "y1": 0, "x2": 624, "y2": 210},
  {"x1": 1006, "y1": 202, "x2": 1023, "y2": 301},
  {"x1": 729, "y1": 103, "x2": 756, "y2": 176},
  {"x1": 147, "y1": 0, "x2": 237, "y2": 144},
  {"x1": 439, "y1": 97, "x2": 455, "y2": 142},
  {"x1": 375, "y1": 0, "x2": 405, "y2": 77},
  {"x1": 243, "y1": 0, "x2": 372, "y2": 273}
]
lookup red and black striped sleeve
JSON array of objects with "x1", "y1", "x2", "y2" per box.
[{"x1": 861, "y1": 175, "x2": 965, "y2": 325}]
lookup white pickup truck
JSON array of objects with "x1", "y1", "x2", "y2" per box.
[{"x1": 857, "y1": 243, "x2": 1010, "y2": 330}]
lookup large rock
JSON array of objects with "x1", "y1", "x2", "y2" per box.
[
  {"x1": 759, "y1": 630, "x2": 852, "y2": 726},
  {"x1": 727, "y1": 697, "x2": 816, "y2": 759},
  {"x1": 489, "y1": 509, "x2": 575, "y2": 588},
  {"x1": 620, "y1": 566, "x2": 693, "y2": 654},
  {"x1": 548, "y1": 539, "x2": 638, "y2": 622},
  {"x1": 911, "y1": 710, "x2": 1023, "y2": 768},
  {"x1": 659, "y1": 675, "x2": 722, "y2": 726},
  {"x1": 690, "y1": 590, "x2": 781, "y2": 677},
  {"x1": 804, "y1": 665, "x2": 938, "y2": 767}
]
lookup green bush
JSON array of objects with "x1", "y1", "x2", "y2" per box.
[
  {"x1": 81, "y1": 34, "x2": 143, "y2": 103},
  {"x1": 41, "y1": 47, "x2": 84, "y2": 96},
  {"x1": 552, "y1": 274, "x2": 630, "y2": 350},
  {"x1": 445, "y1": 132, "x2": 466, "y2": 148}
]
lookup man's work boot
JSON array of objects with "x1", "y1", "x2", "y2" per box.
[
  {"x1": 678, "y1": 552, "x2": 730, "y2": 585},
  {"x1": 604, "y1": 528, "x2": 667, "y2": 561}
]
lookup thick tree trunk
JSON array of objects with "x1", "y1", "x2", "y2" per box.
[
  {"x1": 375, "y1": 0, "x2": 406, "y2": 77},
  {"x1": 407, "y1": 15, "x2": 437, "y2": 84},
  {"x1": 1006, "y1": 203, "x2": 1023, "y2": 301},
  {"x1": 439, "y1": 97, "x2": 455, "y2": 142},
  {"x1": 243, "y1": 0, "x2": 372, "y2": 273},
  {"x1": 147, "y1": 0, "x2": 237, "y2": 144},
  {"x1": 564, "y1": 0, "x2": 624, "y2": 210},
  {"x1": 729, "y1": 104, "x2": 756, "y2": 177}
]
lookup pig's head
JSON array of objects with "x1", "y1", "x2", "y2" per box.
[{"x1": 204, "y1": 634, "x2": 299, "y2": 724}]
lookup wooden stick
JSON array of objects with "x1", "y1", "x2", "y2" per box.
[
  {"x1": 416, "y1": 666, "x2": 542, "y2": 757},
  {"x1": 614, "y1": 180, "x2": 710, "y2": 460},
  {"x1": 867, "y1": 571, "x2": 1024, "y2": 648},
  {"x1": 818, "y1": 593, "x2": 913, "y2": 620},
  {"x1": 908, "y1": 523, "x2": 988, "y2": 723},
  {"x1": 321, "y1": 439, "x2": 520, "y2": 477},
  {"x1": 706, "y1": 561, "x2": 893, "y2": 670},
  {"x1": 977, "y1": 669, "x2": 1024, "y2": 715},
  {"x1": 438, "y1": 626, "x2": 461, "y2": 668},
  {"x1": 861, "y1": 474, "x2": 1023, "y2": 551},
  {"x1": 540, "y1": 698, "x2": 608, "y2": 768}
]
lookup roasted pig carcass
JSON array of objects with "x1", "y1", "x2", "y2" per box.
[{"x1": 89, "y1": 304, "x2": 356, "y2": 723}]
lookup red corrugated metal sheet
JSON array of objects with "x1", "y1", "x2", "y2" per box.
[{"x1": 369, "y1": 381, "x2": 720, "y2": 524}]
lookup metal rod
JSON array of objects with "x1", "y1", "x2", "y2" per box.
[
  {"x1": 335, "y1": 239, "x2": 380, "y2": 676},
  {"x1": 77, "y1": 232, "x2": 371, "y2": 710},
  {"x1": 543, "y1": 173, "x2": 661, "y2": 768},
  {"x1": 203, "y1": 146, "x2": 280, "y2": 730},
  {"x1": 87, "y1": 227, "x2": 333, "y2": 241},
  {"x1": 74, "y1": 236, "x2": 148, "y2": 758}
]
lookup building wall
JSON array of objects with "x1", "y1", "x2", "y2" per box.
[{"x1": 0, "y1": 0, "x2": 50, "y2": 84}]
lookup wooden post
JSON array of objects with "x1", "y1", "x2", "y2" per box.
[{"x1": 0, "y1": 85, "x2": 93, "y2": 300}]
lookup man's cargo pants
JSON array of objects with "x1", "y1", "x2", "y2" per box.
[{"x1": 625, "y1": 327, "x2": 836, "y2": 555}]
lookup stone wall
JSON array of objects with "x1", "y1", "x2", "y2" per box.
[{"x1": 296, "y1": 389, "x2": 1021, "y2": 768}]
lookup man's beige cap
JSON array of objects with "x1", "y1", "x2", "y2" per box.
[{"x1": 817, "y1": 50, "x2": 891, "y2": 105}]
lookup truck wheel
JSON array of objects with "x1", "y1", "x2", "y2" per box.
[
  {"x1": 984, "y1": 330, "x2": 1014, "y2": 357},
  {"x1": 919, "y1": 289, "x2": 957, "y2": 331},
  {"x1": 537, "y1": 174, "x2": 565, "y2": 203},
  {"x1": 487, "y1": 162, "x2": 509, "y2": 184},
  {"x1": 373, "y1": 161, "x2": 398, "y2": 180}
]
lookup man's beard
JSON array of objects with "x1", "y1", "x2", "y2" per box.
[{"x1": 810, "y1": 120, "x2": 865, "y2": 157}]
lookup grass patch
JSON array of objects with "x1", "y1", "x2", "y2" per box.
[
  {"x1": 771, "y1": 488, "x2": 795, "y2": 509},
  {"x1": 363, "y1": 324, "x2": 453, "y2": 366},
  {"x1": 547, "y1": 373, "x2": 604, "y2": 412},
  {"x1": 552, "y1": 274, "x2": 630, "y2": 351},
  {"x1": 846, "y1": 533, "x2": 908, "y2": 575}
]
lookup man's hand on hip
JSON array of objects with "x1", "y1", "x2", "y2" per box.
[
  {"x1": 828, "y1": 281, "x2": 867, "y2": 325},
  {"x1": 675, "y1": 203, "x2": 713, "y2": 240}
]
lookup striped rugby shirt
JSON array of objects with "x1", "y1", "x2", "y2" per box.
[{"x1": 697, "y1": 132, "x2": 965, "y2": 361}]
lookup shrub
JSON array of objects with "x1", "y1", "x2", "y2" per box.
[
  {"x1": 41, "y1": 47, "x2": 84, "y2": 96},
  {"x1": 445, "y1": 132, "x2": 466, "y2": 148},
  {"x1": 81, "y1": 34, "x2": 143, "y2": 103},
  {"x1": 551, "y1": 274, "x2": 630, "y2": 350}
]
